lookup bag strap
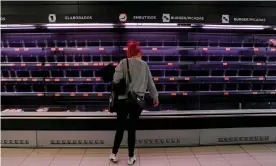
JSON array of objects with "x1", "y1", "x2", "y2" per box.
[{"x1": 126, "y1": 58, "x2": 132, "y2": 84}]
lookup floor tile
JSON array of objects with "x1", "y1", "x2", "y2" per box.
[
  {"x1": 191, "y1": 146, "x2": 221, "y2": 155},
  {"x1": 2, "y1": 146, "x2": 275, "y2": 166},
  {"x1": 165, "y1": 147, "x2": 194, "y2": 156},
  {"x1": 195, "y1": 154, "x2": 226, "y2": 161},
  {"x1": 216, "y1": 145, "x2": 246, "y2": 154},
  {"x1": 1, "y1": 160, "x2": 23, "y2": 166},
  {"x1": 167, "y1": 155, "x2": 198, "y2": 160},
  {"x1": 241, "y1": 144, "x2": 270, "y2": 152},
  {"x1": 5, "y1": 148, "x2": 33, "y2": 153},
  {"x1": 1, "y1": 156, "x2": 27, "y2": 162},
  {"x1": 33, "y1": 148, "x2": 60, "y2": 153},
  {"x1": 222, "y1": 153, "x2": 255, "y2": 161},
  {"x1": 53, "y1": 155, "x2": 83, "y2": 161},
  {"x1": 85, "y1": 148, "x2": 110, "y2": 154},
  {"x1": 19, "y1": 159, "x2": 52, "y2": 166},
  {"x1": 80, "y1": 157, "x2": 111, "y2": 166},
  {"x1": 199, "y1": 161, "x2": 231, "y2": 166},
  {"x1": 256, "y1": 159, "x2": 276, "y2": 166},
  {"x1": 140, "y1": 157, "x2": 170, "y2": 166},
  {"x1": 264, "y1": 144, "x2": 276, "y2": 152},
  {"x1": 84, "y1": 152, "x2": 110, "y2": 157},
  {"x1": 170, "y1": 161, "x2": 200, "y2": 166},
  {"x1": 29, "y1": 152, "x2": 57, "y2": 157},
  {"x1": 228, "y1": 160, "x2": 261, "y2": 166},
  {"x1": 249, "y1": 151, "x2": 276, "y2": 160},
  {"x1": 168, "y1": 156, "x2": 200, "y2": 166},
  {"x1": 59, "y1": 148, "x2": 86, "y2": 154},
  {"x1": 49, "y1": 161, "x2": 81, "y2": 166},
  {"x1": 1, "y1": 153, "x2": 30, "y2": 157},
  {"x1": 139, "y1": 148, "x2": 166, "y2": 157}
]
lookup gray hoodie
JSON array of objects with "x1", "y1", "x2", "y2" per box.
[{"x1": 113, "y1": 58, "x2": 158, "y2": 101}]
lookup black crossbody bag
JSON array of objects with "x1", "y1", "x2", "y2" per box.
[{"x1": 125, "y1": 58, "x2": 145, "y2": 109}]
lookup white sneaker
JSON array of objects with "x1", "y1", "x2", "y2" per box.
[
  {"x1": 109, "y1": 153, "x2": 119, "y2": 163},
  {"x1": 128, "y1": 155, "x2": 136, "y2": 165}
]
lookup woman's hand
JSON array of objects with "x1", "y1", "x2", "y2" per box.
[
  {"x1": 153, "y1": 100, "x2": 159, "y2": 107},
  {"x1": 269, "y1": 39, "x2": 276, "y2": 47}
]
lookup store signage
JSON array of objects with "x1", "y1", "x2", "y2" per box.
[
  {"x1": 136, "y1": 138, "x2": 180, "y2": 144},
  {"x1": 134, "y1": 130, "x2": 199, "y2": 147},
  {"x1": 1, "y1": 130, "x2": 37, "y2": 147},
  {"x1": 200, "y1": 127, "x2": 276, "y2": 145},
  {"x1": 162, "y1": 13, "x2": 204, "y2": 23},
  {"x1": 221, "y1": 15, "x2": 272, "y2": 25},
  {"x1": 1, "y1": 16, "x2": 8, "y2": 23},
  {"x1": 1, "y1": 14, "x2": 275, "y2": 25},
  {"x1": 1, "y1": 3, "x2": 276, "y2": 25},
  {"x1": 132, "y1": 15, "x2": 157, "y2": 20},
  {"x1": 64, "y1": 15, "x2": 93, "y2": 21},
  {"x1": 119, "y1": 13, "x2": 127, "y2": 22},
  {"x1": 1, "y1": 140, "x2": 30, "y2": 144},
  {"x1": 37, "y1": 131, "x2": 115, "y2": 147},
  {"x1": 233, "y1": 17, "x2": 266, "y2": 23},
  {"x1": 171, "y1": 16, "x2": 204, "y2": 21},
  {"x1": 50, "y1": 140, "x2": 104, "y2": 145},
  {"x1": 48, "y1": 14, "x2": 56, "y2": 23},
  {"x1": 126, "y1": 14, "x2": 158, "y2": 22},
  {"x1": 218, "y1": 136, "x2": 270, "y2": 142},
  {"x1": 47, "y1": 14, "x2": 94, "y2": 23},
  {"x1": 37, "y1": 130, "x2": 199, "y2": 147},
  {"x1": 222, "y1": 14, "x2": 230, "y2": 24}
]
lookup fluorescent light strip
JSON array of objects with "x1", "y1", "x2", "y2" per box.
[
  {"x1": 1, "y1": 27, "x2": 36, "y2": 30},
  {"x1": 124, "y1": 23, "x2": 190, "y2": 29},
  {"x1": 47, "y1": 26, "x2": 113, "y2": 29},
  {"x1": 203, "y1": 27, "x2": 265, "y2": 30},
  {"x1": 46, "y1": 23, "x2": 191, "y2": 29},
  {"x1": 125, "y1": 23, "x2": 179, "y2": 26},
  {"x1": 204, "y1": 24, "x2": 268, "y2": 28},
  {"x1": 1, "y1": 24, "x2": 34, "y2": 27},
  {"x1": 203, "y1": 24, "x2": 271, "y2": 30},
  {"x1": 1, "y1": 24, "x2": 36, "y2": 29},
  {"x1": 125, "y1": 26, "x2": 191, "y2": 29},
  {"x1": 1, "y1": 23, "x2": 274, "y2": 30},
  {"x1": 46, "y1": 23, "x2": 114, "y2": 29},
  {"x1": 46, "y1": 23, "x2": 113, "y2": 27}
]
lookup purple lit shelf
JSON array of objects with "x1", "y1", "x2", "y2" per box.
[
  {"x1": 1, "y1": 76, "x2": 270, "y2": 84},
  {"x1": 1, "y1": 91, "x2": 275, "y2": 97}
]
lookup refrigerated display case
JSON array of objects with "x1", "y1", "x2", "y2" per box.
[
  {"x1": 1, "y1": 1, "x2": 276, "y2": 147},
  {"x1": 1, "y1": 24, "x2": 276, "y2": 111}
]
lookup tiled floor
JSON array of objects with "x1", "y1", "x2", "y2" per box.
[{"x1": 1, "y1": 144, "x2": 276, "y2": 166}]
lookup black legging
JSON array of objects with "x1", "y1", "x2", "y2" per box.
[{"x1": 112, "y1": 99, "x2": 142, "y2": 157}]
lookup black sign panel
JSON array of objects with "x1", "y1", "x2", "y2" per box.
[
  {"x1": 228, "y1": 16, "x2": 275, "y2": 25},
  {"x1": 1, "y1": 2, "x2": 276, "y2": 25},
  {"x1": 1, "y1": 14, "x2": 118, "y2": 24}
]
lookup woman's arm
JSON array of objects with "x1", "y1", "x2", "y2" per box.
[
  {"x1": 146, "y1": 64, "x2": 158, "y2": 103},
  {"x1": 113, "y1": 59, "x2": 124, "y2": 84}
]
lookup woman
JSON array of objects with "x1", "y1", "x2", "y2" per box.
[{"x1": 109, "y1": 41, "x2": 159, "y2": 165}]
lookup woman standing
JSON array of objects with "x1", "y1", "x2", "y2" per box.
[{"x1": 109, "y1": 41, "x2": 159, "y2": 165}]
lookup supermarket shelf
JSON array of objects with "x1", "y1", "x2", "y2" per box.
[
  {"x1": 1, "y1": 91, "x2": 275, "y2": 97},
  {"x1": 0, "y1": 61, "x2": 192, "y2": 68},
  {"x1": 1, "y1": 61, "x2": 275, "y2": 70},
  {"x1": 1, "y1": 46, "x2": 276, "y2": 56},
  {"x1": 0, "y1": 76, "x2": 270, "y2": 83}
]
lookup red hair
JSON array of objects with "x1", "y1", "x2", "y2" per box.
[{"x1": 127, "y1": 41, "x2": 141, "y2": 58}]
